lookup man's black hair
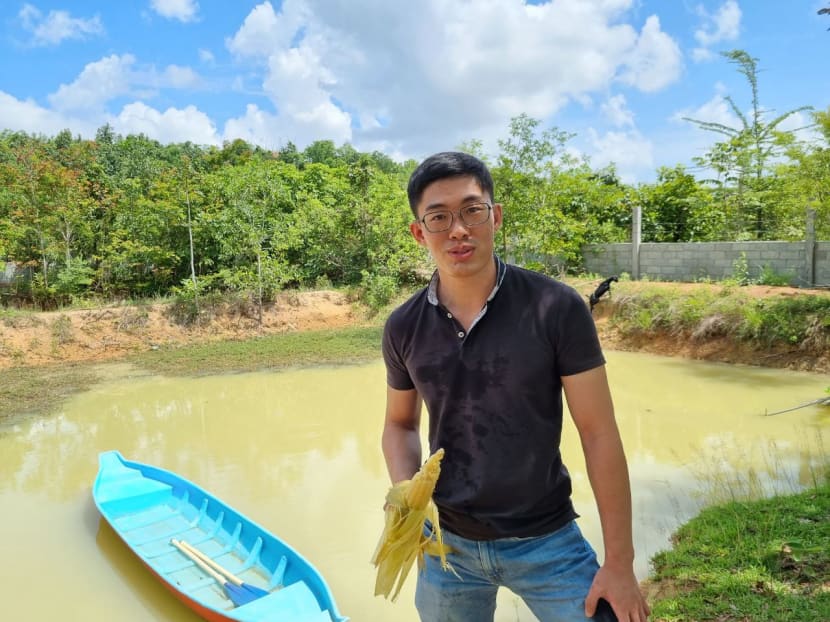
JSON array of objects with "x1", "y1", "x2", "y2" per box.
[{"x1": 406, "y1": 151, "x2": 495, "y2": 218}]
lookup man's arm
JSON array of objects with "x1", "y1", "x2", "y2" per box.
[
  {"x1": 563, "y1": 365, "x2": 650, "y2": 622},
  {"x1": 381, "y1": 386, "x2": 423, "y2": 484}
]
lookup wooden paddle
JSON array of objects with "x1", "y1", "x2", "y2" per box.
[
  {"x1": 170, "y1": 539, "x2": 267, "y2": 606},
  {"x1": 177, "y1": 539, "x2": 270, "y2": 599}
]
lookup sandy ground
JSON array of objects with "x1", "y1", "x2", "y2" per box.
[{"x1": 0, "y1": 283, "x2": 828, "y2": 373}]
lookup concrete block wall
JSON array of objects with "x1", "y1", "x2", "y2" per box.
[
  {"x1": 817, "y1": 242, "x2": 830, "y2": 285},
  {"x1": 582, "y1": 241, "x2": 830, "y2": 287},
  {"x1": 582, "y1": 244, "x2": 632, "y2": 278}
]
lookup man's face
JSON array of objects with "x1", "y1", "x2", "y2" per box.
[{"x1": 409, "y1": 175, "x2": 502, "y2": 279}]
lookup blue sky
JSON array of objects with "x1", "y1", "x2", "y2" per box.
[{"x1": 1, "y1": 1, "x2": 828, "y2": 182}]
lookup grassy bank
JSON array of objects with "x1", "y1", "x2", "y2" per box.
[
  {"x1": 0, "y1": 325, "x2": 383, "y2": 424},
  {"x1": 647, "y1": 481, "x2": 830, "y2": 621},
  {"x1": 127, "y1": 324, "x2": 383, "y2": 376},
  {"x1": 0, "y1": 363, "x2": 101, "y2": 424},
  {"x1": 604, "y1": 280, "x2": 830, "y2": 355}
]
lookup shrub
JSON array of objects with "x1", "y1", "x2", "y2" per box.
[
  {"x1": 359, "y1": 270, "x2": 398, "y2": 315},
  {"x1": 50, "y1": 314, "x2": 73, "y2": 345}
]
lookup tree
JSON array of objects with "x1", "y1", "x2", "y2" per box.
[
  {"x1": 639, "y1": 166, "x2": 715, "y2": 242},
  {"x1": 303, "y1": 140, "x2": 338, "y2": 166},
  {"x1": 491, "y1": 114, "x2": 575, "y2": 261},
  {"x1": 684, "y1": 50, "x2": 811, "y2": 239},
  {"x1": 775, "y1": 107, "x2": 830, "y2": 240}
]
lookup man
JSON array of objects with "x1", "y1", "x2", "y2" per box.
[{"x1": 381, "y1": 151, "x2": 649, "y2": 622}]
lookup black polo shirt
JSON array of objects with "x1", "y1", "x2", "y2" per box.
[{"x1": 382, "y1": 257, "x2": 605, "y2": 539}]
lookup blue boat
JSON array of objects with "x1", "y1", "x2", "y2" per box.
[{"x1": 93, "y1": 450, "x2": 348, "y2": 622}]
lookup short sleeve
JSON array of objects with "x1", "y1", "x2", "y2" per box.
[{"x1": 382, "y1": 316, "x2": 415, "y2": 390}]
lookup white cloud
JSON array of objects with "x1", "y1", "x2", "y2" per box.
[
  {"x1": 223, "y1": 100, "x2": 351, "y2": 152},
  {"x1": 0, "y1": 91, "x2": 96, "y2": 136},
  {"x1": 672, "y1": 92, "x2": 740, "y2": 130},
  {"x1": 46, "y1": 55, "x2": 203, "y2": 115},
  {"x1": 692, "y1": 0, "x2": 741, "y2": 62},
  {"x1": 226, "y1": 0, "x2": 308, "y2": 58},
  {"x1": 48, "y1": 55, "x2": 136, "y2": 114},
  {"x1": 163, "y1": 65, "x2": 200, "y2": 89},
  {"x1": 111, "y1": 102, "x2": 220, "y2": 145},
  {"x1": 223, "y1": 0, "x2": 682, "y2": 156},
  {"x1": 150, "y1": 0, "x2": 199, "y2": 23},
  {"x1": 0, "y1": 90, "x2": 219, "y2": 148},
  {"x1": 601, "y1": 94, "x2": 635, "y2": 128},
  {"x1": 691, "y1": 47, "x2": 714, "y2": 63},
  {"x1": 18, "y1": 3, "x2": 103, "y2": 47},
  {"x1": 3, "y1": 1, "x2": 696, "y2": 181},
  {"x1": 619, "y1": 15, "x2": 683, "y2": 92},
  {"x1": 587, "y1": 127, "x2": 655, "y2": 183}
]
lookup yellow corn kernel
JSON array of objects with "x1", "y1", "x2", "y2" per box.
[{"x1": 404, "y1": 448, "x2": 444, "y2": 510}]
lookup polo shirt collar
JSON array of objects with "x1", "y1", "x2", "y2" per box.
[{"x1": 426, "y1": 255, "x2": 507, "y2": 306}]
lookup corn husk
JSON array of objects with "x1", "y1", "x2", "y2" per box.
[{"x1": 371, "y1": 448, "x2": 453, "y2": 601}]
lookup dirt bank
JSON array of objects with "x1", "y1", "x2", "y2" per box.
[
  {"x1": 0, "y1": 290, "x2": 360, "y2": 370},
  {"x1": 0, "y1": 283, "x2": 828, "y2": 373}
]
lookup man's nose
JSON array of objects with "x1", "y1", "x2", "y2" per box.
[{"x1": 448, "y1": 215, "x2": 471, "y2": 238}]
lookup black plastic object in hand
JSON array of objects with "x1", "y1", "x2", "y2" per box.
[{"x1": 592, "y1": 598, "x2": 618, "y2": 621}]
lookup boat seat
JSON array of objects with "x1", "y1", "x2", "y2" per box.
[{"x1": 232, "y1": 581, "x2": 329, "y2": 622}]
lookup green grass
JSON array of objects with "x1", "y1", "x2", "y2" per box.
[
  {"x1": 0, "y1": 363, "x2": 101, "y2": 425},
  {"x1": 608, "y1": 284, "x2": 830, "y2": 353},
  {"x1": 649, "y1": 482, "x2": 830, "y2": 621},
  {"x1": 126, "y1": 325, "x2": 384, "y2": 376}
]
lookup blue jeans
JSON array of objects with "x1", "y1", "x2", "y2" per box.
[{"x1": 415, "y1": 520, "x2": 601, "y2": 622}]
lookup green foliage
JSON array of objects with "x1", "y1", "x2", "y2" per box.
[
  {"x1": 639, "y1": 166, "x2": 718, "y2": 241},
  {"x1": 358, "y1": 270, "x2": 398, "y2": 315},
  {"x1": 0, "y1": 95, "x2": 828, "y2": 310},
  {"x1": 731, "y1": 251, "x2": 751, "y2": 285},
  {"x1": 756, "y1": 265, "x2": 793, "y2": 286},
  {"x1": 741, "y1": 296, "x2": 830, "y2": 349},
  {"x1": 168, "y1": 276, "x2": 223, "y2": 326},
  {"x1": 54, "y1": 257, "x2": 95, "y2": 299}
]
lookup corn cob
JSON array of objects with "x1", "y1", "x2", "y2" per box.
[
  {"x1": 404, "y1": 447, "x2": 444, "y2": 510},
  {"x1": 371, "y1": 447, "x2": 453, "y2": 601}
]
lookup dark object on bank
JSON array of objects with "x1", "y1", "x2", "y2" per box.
[
  {"x1": 593, "y1": 597, "x2": 619, "y2": 621},
  {"x1": 589, "y1": 276, "x2": 619, "y2": 313}
]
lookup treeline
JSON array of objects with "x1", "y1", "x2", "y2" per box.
[{"x1": 1, "y1": 50, "x2": 828, "y2": 311}]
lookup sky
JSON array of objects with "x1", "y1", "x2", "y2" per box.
[{"x1": 0, "y1": 0, "x2": 828, "y2": 183}]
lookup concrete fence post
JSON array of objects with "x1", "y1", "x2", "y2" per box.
[
  {"x1": 632, "y1": 205, "x2": 641, "y2": 280},
  {"x1": 805, "y1": 208, "x2": 816, "y2": 287}
]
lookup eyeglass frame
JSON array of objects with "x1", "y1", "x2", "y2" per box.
[{"x1": 416, "y1": 202, "x2": 493, "y2": 233}]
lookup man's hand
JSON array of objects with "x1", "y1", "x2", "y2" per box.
[{"x1": 584, "y1": 562, "x2": 650, "y2": 622}]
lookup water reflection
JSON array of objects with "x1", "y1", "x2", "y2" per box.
[{"x1": 0, "y1": 352, "x2": 827, "y2": 621}]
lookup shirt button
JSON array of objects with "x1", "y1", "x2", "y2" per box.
[
  {"x1": 457, "y1": 331, "x2": 465, "y2": 338},
  {"x1": 447, "y1": 312, "x2": 453, "y2": 318}
]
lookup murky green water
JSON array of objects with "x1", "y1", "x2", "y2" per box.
[{"x1": 1, "y1": 353, "x2": 827, "y2": 621}]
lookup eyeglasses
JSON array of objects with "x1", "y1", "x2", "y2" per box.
[{"x1": 418, "y1": 202, "x2": 492, "y2": 233}]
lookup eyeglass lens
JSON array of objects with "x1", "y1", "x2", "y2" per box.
[{"x1": 421, "y1": 203, "x2": 490, "y2": 232}]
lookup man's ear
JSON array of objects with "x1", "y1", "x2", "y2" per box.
[
  {"x1": 409, "y1": 221, "x2": 427, "y2": 246},
  {"x1": 492, "y1": 203, "x2": 503, "y2": 233}
]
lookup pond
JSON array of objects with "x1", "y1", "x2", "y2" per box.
[{"x1": 0, "y1": 352, "x2": 827, "y2": 621}]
